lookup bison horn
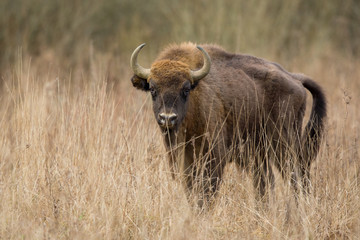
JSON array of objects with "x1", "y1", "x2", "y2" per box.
[
  {"x1": 190, "y1": 46, "x2": 211, "y2": 82},
  {"x1": 130, "y1": 43, "x2": 151, "y2": 79}
]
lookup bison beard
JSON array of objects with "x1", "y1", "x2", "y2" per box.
[{"x1": 130, "y1": 42, "x2": 326, "y2": 209}]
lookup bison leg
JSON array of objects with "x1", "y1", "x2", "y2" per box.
[
  {"x1": 299, "y1": 159, "x2": 311, "y2": 195},
  {"x1": 181, "y1": 160, "x2": 225, "y2": 210},
  {"x1": 202, "y1": 155, "x2": 226, "y2": 206},
  {"x1": 272, "y1": 148, "x2": 302, "y2": 203},
  {"x1": 187, "y1": 149, "x2": 226, "y2": 209},
  {"x1": 252, "y1": 152, "x2": 275, "y2": 204},
  {"x1": 187, "y1": 156, "x2": 225, "y2": 210},
  {"x1": 180, "y1": 133, "x2": 227, "y2": 210}
]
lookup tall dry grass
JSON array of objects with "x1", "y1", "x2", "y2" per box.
[
  {"x1": 0, "y1": 0, "x2": 360, "y2": 238},
  {"x1": 0, "y1": 49, "x2": 359, "y2": 239}
]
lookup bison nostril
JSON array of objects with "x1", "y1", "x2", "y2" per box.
[
  {"x1": 168, "y1": 114, "x2": 177, "y2": 122},
  {"x1": 159, "y1": 113, "x2": 178, "y2": 126},
  {"x1": 158, "y1": 113, "x2": 165, "y2": 125}
]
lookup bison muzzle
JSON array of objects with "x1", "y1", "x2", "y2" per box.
[{"x1": 130, "y1": 42, "x2": 326, "y2": 208}]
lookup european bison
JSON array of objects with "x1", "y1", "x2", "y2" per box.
[{"x1": 130, "y1": 42, "x2": 326, "y2": 208}]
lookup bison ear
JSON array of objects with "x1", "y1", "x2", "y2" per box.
[{"x1": 131, "y1": 75, "x2": 149, "y2": 91}]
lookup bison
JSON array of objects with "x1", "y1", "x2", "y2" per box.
[{"x1": 130, "y1": 42, "x2": 326, "y2": 208}]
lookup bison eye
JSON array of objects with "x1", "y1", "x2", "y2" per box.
[
  {"x1": 150, "y1": 87, "x2": 157, "y2": 98},
  {"x1": 182, "y1": 88, "x2": 190, "y2": 98}
]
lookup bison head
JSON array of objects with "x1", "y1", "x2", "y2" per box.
[{"x1": 130, "y1": 43, "x2": 211, "y2": 133}]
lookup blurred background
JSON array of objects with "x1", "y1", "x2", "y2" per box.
[{"x1": 1, "y1": 0, "x2": 359, "y2": 73}]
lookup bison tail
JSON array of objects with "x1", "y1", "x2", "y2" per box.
[{"x1": 301, "y1": 78, "x2": 327, "y2": 164}]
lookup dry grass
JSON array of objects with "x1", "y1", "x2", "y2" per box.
[{"x1": 0, "y1": 51, "x2": 359, "y2": 239}]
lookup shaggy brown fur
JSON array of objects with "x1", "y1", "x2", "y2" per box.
[{"x1": 130, "y1": 42, "x2": 326, "y2": 208}]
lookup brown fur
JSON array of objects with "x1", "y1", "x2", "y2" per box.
[
  {"x1": 150, "y1": 60, "x2": 191, "y2": 84},
  {"x1": 131, "y1": 42, "x2": 327, "y2": 208}
]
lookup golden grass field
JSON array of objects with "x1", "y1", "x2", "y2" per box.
[{"x1": 0, "y1": 49, "x2": 359, "y2": 239}]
